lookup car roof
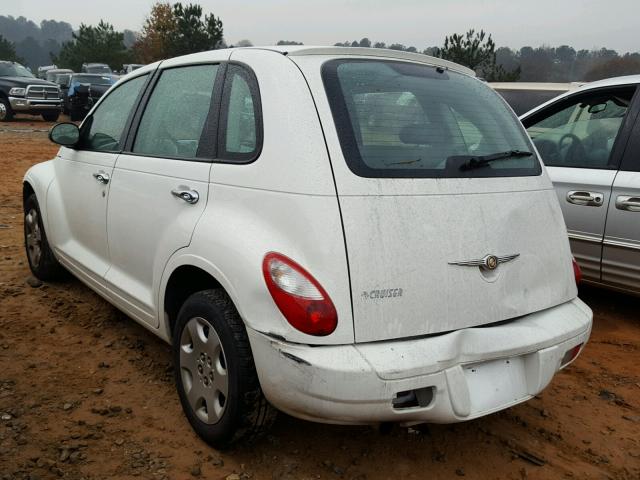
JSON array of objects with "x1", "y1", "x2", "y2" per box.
[
  {"x1": 258, "y1": 46, "x2": 475, "y2": 76},
  {"x1": 519, "y1": 75, "x2": 640, "y2": 119},
  {"x1": 577, "y1": 74, "x2": 640, "y2": 89},
  {"x1": 490, "y1": 82, "x2": 584, "y2": 91},
  {"x1": 181, "y1": 45, "x2": 473, "y2": 77}
]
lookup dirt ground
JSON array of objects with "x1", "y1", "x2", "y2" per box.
[{"x1": 1, "y1": 117, "x2": 639, "y2": 480}]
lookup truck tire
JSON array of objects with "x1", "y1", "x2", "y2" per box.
[
  {"x1": 0, "y1": 97, "x2": 14, "y2": 121},
  {"x1": 42, "y1": 111, "x2": 60, "y2": 122},
  {"x1": 69, "y1": 109, "x2": 84, "y2": 122},
  {"x1": 173, "y1": 289, "x2": 276, "y2": 448},
  {"x1": 23, "y1": 193, "x2": 67, "y2": 281}
]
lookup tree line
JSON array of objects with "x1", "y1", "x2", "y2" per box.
[{"x1": 1, "y1": 5, "x2": 639, "y2": 82}]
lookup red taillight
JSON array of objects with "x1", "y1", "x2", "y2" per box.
[
  {"x1": 262, "y1": 252, "x2": 338, "y2": 336},
  {"x1": 561, "y1": 343, "x2": 583, "y2": 367},
  {"x1": 572, "y1": 257, "x2": 582, "y2": 286}
]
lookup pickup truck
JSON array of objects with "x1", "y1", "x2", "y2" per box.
[{"x1": 0, "y1": 60, "x2": 62, "y2": 122}]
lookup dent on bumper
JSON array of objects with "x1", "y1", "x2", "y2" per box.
[
  {"x1": 9, "y1": 97, "x2": 61, "y2": 111},
  {"x1": 248, "y1": 298, "x2": 592, "y2": 425}
]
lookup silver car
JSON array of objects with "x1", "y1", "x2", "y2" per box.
[{"x1": 520, "y1": 75, "x2": 640, "y2": 295}]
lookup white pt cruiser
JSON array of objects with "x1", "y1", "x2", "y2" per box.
[{"x1": 23, "y1": 47, "x2": 593, "y2": 447}]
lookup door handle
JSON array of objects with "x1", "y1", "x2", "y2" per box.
[
  {"x1": 566, "y1": 190, "x2": 603, "y2": 207},
  {"x1": 615, "y1": 195, "x2": 640, "y2": 212},
  {"x1": 92, "y1": 171, "x2": 110, "y2": 184},
  {"x1": 171, "y1": 188, "x2": 199, "y2": 204}
]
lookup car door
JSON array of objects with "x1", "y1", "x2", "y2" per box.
[
  {"x1": 47, "y1": 74, "x2": 149, "y2": 280},
  {"x1": 522, "y1": 85, "x2": 637, "y2": 282},
  {"x1": 602, "y1": 98, "x2": 640, "y2": 292},
  {"x1": 104, "y1": 62, "x2": 224, "y2": 327}
]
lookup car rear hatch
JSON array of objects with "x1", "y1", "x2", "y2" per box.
[{"x1": 295, "y1": 55, "x2": 577, "y2": 343}]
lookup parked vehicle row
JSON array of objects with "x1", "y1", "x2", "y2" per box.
[
  {"x1": 0, "y1": 60, "x2": 145, "y2": 122},
  {"x1": 24, "y1": 47, "x2": 591, "y2": 447},
  {"x1": 0, "y1": 60, "x2": 62, "y2": 122}
]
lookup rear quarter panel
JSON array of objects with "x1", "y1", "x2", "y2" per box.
[{"x1": 164, "y1": 49, "x2": 354, "y2": 345}]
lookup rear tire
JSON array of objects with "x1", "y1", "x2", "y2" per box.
[
  {"x1": 0, "y1": 97, "x2": 14, "y2": 121},
  {"x1": 23, "y1": 193, "x2": 66, "y2": 281},
  {"x1": 42, "y1": 111, "x2": 60, "y2": 122},
  {"x1": 173, "y1": 289, "x2": 276, "y2": 448}
]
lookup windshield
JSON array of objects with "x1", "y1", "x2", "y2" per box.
[
  {"x1": 86, "y1": 65, "x2": 112, "y2": 74},
  {"x1": 46, "y1": 70, "x2": 71, "y2": 82},
  {"x1": 322, "y1": 59, "x2": 540, "y2": 178},
  {"x1": 56, "y1": 73, "x2": 71, "y2": 85},
  {"x1": 0, "y1": 62, "x2": 34, "y2": 78},
  {"x1": 72, "y1": 75, "x2": 114, "y2": 86}
]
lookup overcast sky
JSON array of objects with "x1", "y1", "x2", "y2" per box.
[{"x1": 5, "y1": 0, "x2": 640, "y2": 52}]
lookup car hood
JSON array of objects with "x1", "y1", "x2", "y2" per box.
[{"x1": 0, "y1": 76, "x2": 58, "y2": 87}]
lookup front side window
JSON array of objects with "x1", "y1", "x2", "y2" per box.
[
  {"x1": 322, "y1": 59, "x2": 539, "y2": 178},
  {"x1": 81, "y1": 74, "x2": 148, "y2": 152},
  {"x1": 525, "y1": 88, "x2": 636, "y2": 169},
  {"x1": 219, "y1": 65, "x2": 262, "y2": 161},
  {"x1": 133, "y1": 64, "x2": 219, "y2": 160}
]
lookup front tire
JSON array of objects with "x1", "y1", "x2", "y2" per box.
[
  {"x1": 173, "y1": 290, "x2": 276, "y2": 448},
  {"x1": 0, "y1": 97, "x2": 14, "y2": 121},
  {"x1": 23, "y1": 193, "x2": 66, "y2": 281},
  {"x1": 42, "y1": 111, "x2": 60, "y2": 122}
]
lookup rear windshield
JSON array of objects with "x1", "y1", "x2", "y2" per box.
[{"x1": 322, "y1": 59, "x2": 541, "y2": 178}]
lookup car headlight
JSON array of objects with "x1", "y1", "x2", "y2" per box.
[{"x1": 9, "y1": 87, "x2": 26, "y2": 97}]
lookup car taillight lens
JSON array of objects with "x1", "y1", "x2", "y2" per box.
[
  {"x1": 572, "y1": 257, "x2": 582, "y2": 286},
  {"x1": 561, "y1": 343, "x2": 583, "y2": 368},
  {"x1": 262, "y1": 252, "x2": 337, "y2": 336}
]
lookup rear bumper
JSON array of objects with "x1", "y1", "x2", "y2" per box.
[
  {"x1": 9, "y1": 96, "x2": 61, "y2": 112},
  {"x1": 248, "y1": 297, "x2": 592, "y2": 425}
]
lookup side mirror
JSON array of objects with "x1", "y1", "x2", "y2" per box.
[
  {"x1": 49, "y1": 122, "x2": 80, "y2": 147},
  {"x1": 588, "y1": 103, "x2": 607, "y2": 114}
]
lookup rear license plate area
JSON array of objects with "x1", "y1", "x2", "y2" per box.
[{"x1": 463, "y1": 356, "x2": 529, "y2": 415}]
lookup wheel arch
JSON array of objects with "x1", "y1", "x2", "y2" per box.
[
  {"x1": 23, "y1": 181, "x2": 36, "y2": 211},
  {"x1": 160, "y1": 255, "x2": 242, "y2": 343},
  {"x1": 22, "y1": 160, "x2": 56, "y2": 230}
]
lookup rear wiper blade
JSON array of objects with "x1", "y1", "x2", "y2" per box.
[{"x1": 454, "y1": 150, "x2": 533, "y2": 171}]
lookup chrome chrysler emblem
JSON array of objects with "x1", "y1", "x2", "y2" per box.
[{"x1": 449, "y1": 253, "x2": 520, "y2": 271}]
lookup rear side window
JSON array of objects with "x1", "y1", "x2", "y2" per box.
[
  {"x1": 322, "y1": 60, "x2": 540, "y2": 178},
  {"x1": 133, "y1": 64, "x2": 219, "y2": 160},
  {"x1": 218, "y1": 64, "x2": 262, "y2": 162}
]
